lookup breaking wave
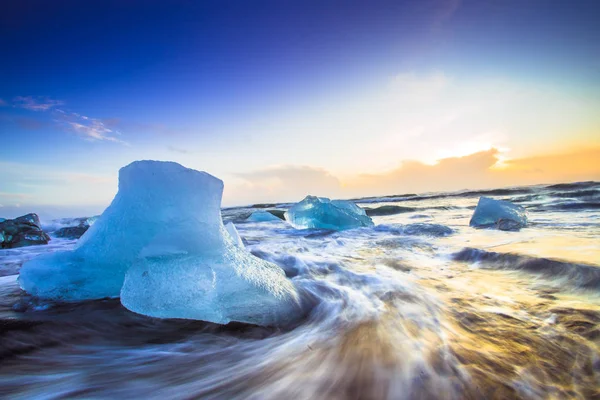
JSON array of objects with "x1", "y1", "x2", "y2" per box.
[{"x1": 453, "y1": 248, "x2": 600, "y2": 290}]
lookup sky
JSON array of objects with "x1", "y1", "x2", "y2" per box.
[{"x1": 0, "y1": 0, "x2": 599, "y2": 218}]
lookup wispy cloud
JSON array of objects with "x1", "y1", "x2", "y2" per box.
[
  {"x1": 229, "y1": 165, "x2": 343, "y2": 203},
  {"x1": 0, "y1": 160, "x2": 117, "y2": 211},
  {"x1": 167, "y1": 145, "x2": 192, "y2": 154},
  {"x1": 0, "y1": 192, "x2": 33, "y2": 200},
  {"x1": 13, "y1": 96, "x2": 64, "y2": 111},
  {"x1": 54, "y1": 107, "x2": 128, "y2": 144},
  {"x1": 0, "y1": 98, "x2": 7, "y2": 107},
  {"x1": 10, "y1": 95, "x2": 128, "y2": 145},
  {"x1": 62, "y1": 117, "x2": 128, "y2": 144}
]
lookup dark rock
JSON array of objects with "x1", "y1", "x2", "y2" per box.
[
  {"x1": 364, "y1": 205, "x2": 417, "y2": 216},
  {"x1": 54, "y1": 225, "x2": 89, "y2": 239},
  {"x1": 0, "y1": 213, "x2": 50, "y2": 249},
  {"x1": 349, "y1": 193, "x2": 417, "y2": 202},
  {"x1": 496, "y1": 218, "x2": 523, "y2": 231},
  {"x1": 250, "y1": 203, "x2": 277, "y2": 208},
  {"x1": 48, "y1": 217, "x2": 94, "y2": 239},
  {"x1": 266, "y1": 209, "x2": 286, "y2": 220}
]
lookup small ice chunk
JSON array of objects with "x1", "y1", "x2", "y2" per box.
[
  {"x1": 285, "y1": 195, "x2": 374, "y2": 230},
  {"x1": 545, "y1": 313, "x2": 558, "y2": 325},
  {"x1": 20, "y1": 160, "x2": 301, "y2": 326},
  {"x1": 225, "y1": 222, "x2": 244, "y2": 247},
  {"x1": 469, "y1": 196, "x2": 527, "y2": 230},
  {"x1": 247, "y1": 211, "x2": 282, "y2": 222}
]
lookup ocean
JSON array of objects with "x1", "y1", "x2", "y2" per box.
[{"x1": 1, "y1": 181, "x2": 599, "y2": 399}]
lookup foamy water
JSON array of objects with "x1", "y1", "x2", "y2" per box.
[{"x1": 1, "y1": 182, "x2": 599, "y2": 399}]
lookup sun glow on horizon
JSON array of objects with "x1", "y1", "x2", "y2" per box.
[{"x1": 1, "y1": 1, "x2": 599, "y2": 216}]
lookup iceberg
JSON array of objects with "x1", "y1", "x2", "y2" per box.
[
  {"x1": 469, "y1": 196, "x2": 528, "y2": 231},
  {"x1": 225, "y1": 222, "x2": 244, "y2": 247},
  {"x1": 285, "y1": 195, "x2": 374, "y2": 230},
  {"x1": 20, "y1": 161, "x2": 301, "y2": 326},
  {"x1": 247, "y1": 210, "x2": 282, "y2": 222}
]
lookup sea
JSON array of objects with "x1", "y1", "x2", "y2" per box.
[{"x1": 1, "y1": 181, "x2": 599, "y2": 399}]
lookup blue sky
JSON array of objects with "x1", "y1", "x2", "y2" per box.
[{"x1": 1, "y1": 0, "x2": 599, "y2": 218}]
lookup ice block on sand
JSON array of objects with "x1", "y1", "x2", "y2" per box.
[
  {"x1": 20, "y1": 161, "x2": 301, "y2": 326},
  {"x1": 469, "y1": 196, "x2": 527, "y2": 231},
  {"x1": 285, "y1": 195, "x2": 374, "y2": 230}
]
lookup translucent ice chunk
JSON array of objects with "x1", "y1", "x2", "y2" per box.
[
  {"x1": 20, "y1": 160, "x2": 300, "y2": 326},
  {"x1": 247, "y1": 211, "x2": 282, "y2": 222},
  {"x1": 225, "y1": 222, "x2": 244, "y2": 247},
  {"x1": 469, "y1": 196, "x2": 528, "y2": 230},
  {"x1": 121, "y1": 244, "x2": 300, "y2": 326},
  {"x1": 285, "y1": 195, "x2": 374, "y2": 230},
  {"x1": 20, "y1": 161, "x2": 223, "y2": 300}
]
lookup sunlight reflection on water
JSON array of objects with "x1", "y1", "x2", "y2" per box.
[{"x1": 1, "y1": 183, "x2": 599, "y2": 399}]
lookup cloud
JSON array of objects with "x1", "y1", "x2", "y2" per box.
[
  {"x1": 0, "y1": 192, "x2": 33, "y2": 200},
  {"x1": 227, "y1": 165, "x2": 343, "y2": 204},
  {"x1": 55, "y1": 113, "x2": 127, "y2": 144},
  {"x1": 55, "y1": 111, "x2": 127, "y2": 143},
  {"x1": 66, "y1": 173, "x2": 115, "y2": 185},
  {"x1": 0, "y1": 161, "x2": 117, "y2": 210},
  {"x1": 13, "y1": 96, "x2": 64, "y2": 111},
  {"x1": 1, "y1": 148, "x2": 597, "y2": 213},
  {"x1": 8, "y1": 95, "x2": 128, "y2": 144},
  {"x1": 167, "y1": 145, "x2": 192, "y2": 154},
  {"x1": 64, "y1": 118, "x2": 127, "y2": 144},
  {"x1": 348, "y1": 147, "x2": 600, "y2": 196},
  {"x1": 498, "y1": 147, "x2": 600, "y2": 183},
  {"x1": 224, "y1": 147, "x2": 600, "y2": 205},
  {"x1": 0, "y1": 98, "x2": 7, "y2": 107},
  {"x1": 348, "y1": 148, "x2": 501, "y2": 195}
]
